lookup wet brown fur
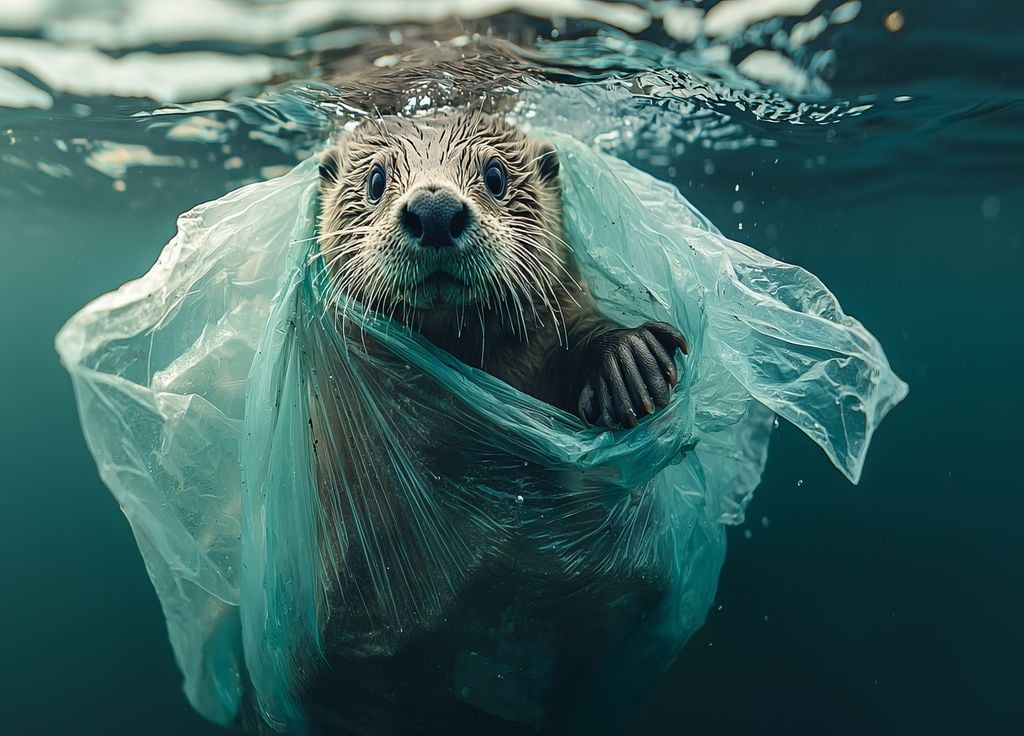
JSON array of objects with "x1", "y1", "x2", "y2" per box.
[{"x1": 317, "y1": 111, "x2": 613, "y2": 413}]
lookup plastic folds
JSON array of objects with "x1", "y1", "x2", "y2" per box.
[{"x1": 56, "y1": 133, "x2": 907, "y2": 730}]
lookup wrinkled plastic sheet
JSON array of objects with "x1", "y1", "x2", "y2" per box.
[{"x1": 56, "y1": 132, "x2": 907, "y2": 729}]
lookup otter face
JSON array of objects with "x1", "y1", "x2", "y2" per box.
[{"x1": 318, "y1": 113, "x2": 564, "y2": 329}]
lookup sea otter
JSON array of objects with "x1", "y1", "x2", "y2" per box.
[
  {"x1": 269, "y1": 111, "x2": 690, "y2": 736},
  {"x1": 317, "y1": 111, "x2": 688, "y2": 428}
]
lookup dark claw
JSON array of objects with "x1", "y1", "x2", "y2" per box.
[
  {"x1": 640, "y1": 329, "x2": 678, "y2": 387},
  {"x1": 579, "y1": 321, "x2": 688, "y2": 429},
  {"x1": 604, "y1": 355, "x2": 637, "y2": 427},
  {"x1": 618, "y1": 343, "x2": 655, "y2": 415},
  {"x1": 629, "y1": 338, "x2": 669, "y2": 408},
  {"x1": 596, "y1": 376, "x2": 615, "y2": 428},
  {"x1": 645, "y1": 320, "x2": 689, "y2": 355}
]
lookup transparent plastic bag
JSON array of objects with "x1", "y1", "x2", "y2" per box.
[{"x1": 56, "y1": 132, "x2": 906, "y2": 731}]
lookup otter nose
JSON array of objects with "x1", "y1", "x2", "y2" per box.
[{"x1": 402, "y1": 189, "x2": 469, "y2": 248}]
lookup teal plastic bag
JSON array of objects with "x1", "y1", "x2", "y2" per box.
[{"x1": 56, "y1": 131, "x2": 907, "y2": 731}]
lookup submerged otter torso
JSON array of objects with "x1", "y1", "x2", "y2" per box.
[{"x1": 302, "y1": 328, "x2": 665, "y2": 736}]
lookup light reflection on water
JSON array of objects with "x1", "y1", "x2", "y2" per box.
[
  {"x1": 0, "y1": 0, "x2": 873, "y2": 198},
  {"x1": 2, "y1": 0, "x2": 1020, "y2": 206}
]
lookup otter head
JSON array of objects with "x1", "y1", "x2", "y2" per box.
[{"x1": 317, "y1": 112, "x2": 566, "y2": 335}]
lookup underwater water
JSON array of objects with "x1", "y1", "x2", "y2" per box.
[{"x1": 0, "y1": 1, "x2": 1021, "y2": 734}]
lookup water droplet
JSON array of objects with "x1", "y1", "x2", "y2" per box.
[{"x1": 982, "y1": 196, "x2": 1001, "y2": 220}]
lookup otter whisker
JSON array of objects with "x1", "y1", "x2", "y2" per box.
[
  {"x1": 500, "y1": 255, "x2": 544, "y2": 326},
  {"x1": 514, "y1": 243, "x2": 574, "y2": 319},
  {"x1": 499, "y1": 276, "x2": 528, "y2": 340},
  {"x1": 516, "y1": 233, "x2": 584, "y2": 304},
  {"x1": 493, "y1": 269, "x2": 525, "y2": 338},
  {"x1": 502, "y1": 239, "x2": 564, "y2": 317},
  {"x1": 297, "y1": 229, "x2": 343, "y2": 245},
  {"x1": 502, "y1": 248, "x2": 569, "y2": 346},
  {"x1": 518, "y1": 221, "x2": 576, "y2": 261},
  {"x1": 306, "y1": 224, "x2": 377, "y2": 247},
  {"x1": 355, "y1": 266, "x2": 392, "y2": 347},
  {"x1": 364, "y1": 262, "x2": 396, "y2": 322},
  {"x1": 328, "y1": 257, "x2": 376, "y2": 327},
  {"x1": 476, "y1": 304, "x2": 487, "y2": 368},
  {"x1": 495, "y1": 260, "x2": 533, "y2": 341},
  {"x1": 320, "y1": 240, "x2": 370, "y2": 271}
]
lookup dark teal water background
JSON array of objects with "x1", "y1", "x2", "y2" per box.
[{"x1": 1, "y1": 1, "x2": 1021, "y2": 734}]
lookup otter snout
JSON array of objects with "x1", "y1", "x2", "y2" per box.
[{"x1": 402, "y1": 189, "x2": 469, "y2": 249}]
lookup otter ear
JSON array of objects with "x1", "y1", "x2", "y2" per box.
[
  {"x1": 319, "y1": 148, "x2": 340, "y2": 185},
  {"x1": 535, "y1": 141, "x2": 559, "y2": 183}
]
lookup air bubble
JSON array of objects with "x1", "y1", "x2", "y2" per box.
[{"x1": 982, "y1": 196, "x2": 1001, "y2": 220}]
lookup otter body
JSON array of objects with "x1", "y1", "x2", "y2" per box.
[{"x1": 293, "y1": 112, "x2": 688, "y2": 735}]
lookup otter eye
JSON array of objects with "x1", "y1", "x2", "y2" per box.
[
  {"x1": 484, "y1": 157, "x2": 508, "y2": 199},
  {"x1": 366, "y1": 164, "x2": 386, "y2": 204}
]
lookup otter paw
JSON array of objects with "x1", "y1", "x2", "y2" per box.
[{"x1": 578, "y1": 321, "x2": 688, "y2": 428}]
